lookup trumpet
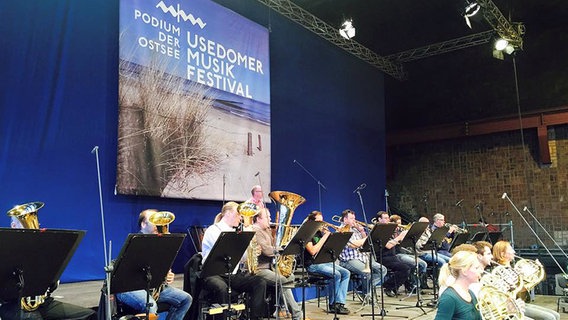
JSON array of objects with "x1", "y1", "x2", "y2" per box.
[
  {"x1": 444, "y1": 223, "x2": 467, "y2": 234},
  {"x1": 398, "y1": 223, "x2": 412, "y2": 230},
  {"x1": 331, "y1": 215, "x2": 373, "y2": 229}
]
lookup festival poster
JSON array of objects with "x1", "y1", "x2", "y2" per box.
[{"x1": 116, "y1": 0, "x2": 271, "y2": 202}]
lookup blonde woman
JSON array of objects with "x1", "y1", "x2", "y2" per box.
[
  {"x1": 493, "y1": 241, "x2": 560, "y2": 320},
  {"x1": 434, "y1": 251, "x2": 483, "y2": 320}
]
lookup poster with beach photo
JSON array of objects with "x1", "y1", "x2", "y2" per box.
[{"x1": 116, "y1": 0, "x2": 270, "y2": 202}]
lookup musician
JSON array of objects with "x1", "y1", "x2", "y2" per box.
[
  {"x1": 493, "y1": 241, "x2": 560, "y2": 320},
  {"x1": 415, "y1": 217, "x2": 450, "y2": 265},
  {"x1": 431, "y1": 213, "x2": 458, "y2": 258},
  {"x1": 389, "y1": 214, "x2": 429, "y2": 289},
  {"x1": 247, "y1": 185, "x2": 266, "y2": 209},
  {"x1": 338, "y1": 209, "x2": 387, "y2": 297},
  {"x1": 116, "y1": 209, "x2": 192, "y2": 320},
  {"x1": 201, "y1": 202, "x2": 267, "y2": 320},
  {"x1": 9, "y1": 216, "x2": 97, "y2": 320},
  {"x1": 303, "y1": 211, "x2": 351, "y2": 315},
  {"x1": 372, "y1": 211, "x2": 412, "y2": 297},
  {"x1": 251, "y1": 208, "x2": 303, "y2": 320},
  {"x1": 434, "y1": 251, "x2": 483, "y2": 320}
]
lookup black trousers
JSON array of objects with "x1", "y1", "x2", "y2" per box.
[
  {"x1": 202, "y1": 272, "x2": 267, "y2": 319},
  {"x1": 380, "y1": 255, "x2": 412, "y2": 291}
]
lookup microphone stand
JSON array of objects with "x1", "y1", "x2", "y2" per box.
[
  {"x1": 293, "y1": 160, "x2": 327, "y2": 212},
  {"x1": 502, "y1": 193, "x2": 568, "y2": 275},
  {"x1": 456, "y1": 201, "x2": 467, "y2": 229},
  {"x1": 91, "y1": 146, "x2": 113, "y2": 320},
  {"x1": 385, "y1": 189, "x2": 390, "y2": 214}
]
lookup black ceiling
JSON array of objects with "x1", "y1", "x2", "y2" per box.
[{"x1": 289, "y1": 0, "x2": 568, "y2": 131}]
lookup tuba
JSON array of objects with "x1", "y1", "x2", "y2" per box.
[
  {"x1": 269, "y1": 191, "x2": 305, "y2": 278},
  {"x1": 7, "y1": 202, "x2": 46, "y2": 311},
  {"x1": 238, "y1": 202, "x2": 261, "y2": 274},
  {"x1": 147, "y1": 210, "x2": 176, "y2": 300}
]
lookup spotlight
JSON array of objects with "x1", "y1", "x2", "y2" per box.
[
  {"x1": 494, "y1": 38, "x2": 509, "y2": 51},
  {"x1": 339, "y1": 19, "x2": 356, "y2": 40},
  {"x1": 463, "y1": 1, "x2": 481, "y2": 29}
]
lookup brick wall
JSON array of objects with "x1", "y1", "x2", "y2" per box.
[{"x1": 387, "y1": 124, "x2": 568, "y2": 249}]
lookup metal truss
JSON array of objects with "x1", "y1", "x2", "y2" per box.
[
  {"x1": 386, "y1": 30, "x2": 495, "y2": 63},
  {"x1": 255, "y1": 0, "x2": 406, "y2": 80},
  {"x1": 478, "y1": 0, "x2": 524, "y2": 50},
  {"x1": 256, "y1": 0, "x2": 522, "y2": 80}
]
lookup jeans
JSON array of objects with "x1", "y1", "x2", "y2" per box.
[
  {"x1": 419, "y1": 252, "x2": 449, "y2": 267},
  {"x1": 398, "y1": 254, "x2": 427, "y2": 274},
  {"x1": 339, "y1": 259, "x2": 386, "y2": 294},
  {"x1": 256, "y1": 268, "x2": 302, "y2": 320},
  {"x1": 116, "y1": 285, "x2": 192, "y2": 320},
  {"x1": 307, "y1": 262, "x2": 350, "y2": 305}
]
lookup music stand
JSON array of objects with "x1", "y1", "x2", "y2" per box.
[
  {"x1": 0, "y1": 228, "x2": 85, "y2": 302},
  {"x1": 110, "y1": 233, "x2": 186, "y2": 319},
  {"x1": 313, "y1": 232, "x2": 352, "y2": 320},
  {"x1": 200, "y1": 231, "x2": 254, "y2": 320},
  {"x1": 448, "y1": 232, "x2": 471, "y2": 253},
  {"x1": 469, "y1": 231, "x2": 488, "y2": 243},
  {"x1": 360, "y1": 223, "x2": 405, "y2": 319},
  {"x1": 396, "y1": 222, "x2": 429, "y2": 314},
  {"x1": 422, "y1": 226, "x2": 449, "y2": 305},
  {"x1": 280, "y1": 220, "x2": 323, "y2": 320},
  {"x1": 487, "y1": 231, "x2": 503, "y2": 244}
]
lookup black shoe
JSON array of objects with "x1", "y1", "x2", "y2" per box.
[
  {"x1": 384, "y1": 289, "x2": 397, "y2": 297},
  {"x1": 335, "y1": 304, "x2": 350, "y2": 315}
]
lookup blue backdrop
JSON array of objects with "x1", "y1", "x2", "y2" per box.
[{"x1": 0, "y1": 0, "x2": 386, "y2": 282}]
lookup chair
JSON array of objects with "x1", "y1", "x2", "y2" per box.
[
  {"x1": 306, "y1": 273, "x2": 331, "y2": 310},
  {"x1": 555, "y1": 274, "x2": 568, "y2": 313}
]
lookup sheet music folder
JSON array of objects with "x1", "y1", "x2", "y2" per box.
[
  {"x1": 110, "y1": 233, "x2": 186, "y2": 294},
  {"x1": 361, "y1": 223, "x2": 398, "y2": 252},
  {"x1": 0, "y1": 228, "x2": 85, "y2": 301},
  {"x1": 200, "y1": 231, "x2": 254, "y2": 278}
]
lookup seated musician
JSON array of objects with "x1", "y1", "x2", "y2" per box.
[
  {"x1": 415, "y1": 217, "x2": 451, "y2": 264},
  {"x1": 200, "y1": 202, "x2": 267, "y2": 320},
  {"x1": 493, "y1": 241, "x2": 559, "y2": 320},
  {"x1": 372, "y1": 211, "x2": 412, "y2": 297},
  {"x1": 303, "y1": 211, "x2": 351, "y2": 315},
  {"x1": 9, "y1": 216, "x2": 97, "y2": 320},
  {"x1": 389, "y1": 214, "x2": 429, "y2": 289},
  {"x1": 431, "y1": 213, "x2": 459, "y2": 258},
  {"x1": 247, "y1": 185, "x2": 266, "y2": 210},
  {"x1": 251, "y1": 208, "x2": 303, "y2": 320},
  {"x1": 338, "y1": 209, "x2": 387, "y2": 297},
  {"x1": 115, "y1": 209, "x2": 192, "y2": 320}
]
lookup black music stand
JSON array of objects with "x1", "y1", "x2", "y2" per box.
[
  {"x1": 422, "y1": 226, "x2": 449, "y2": 305},
  {"x1": 201, "y1": 231, "x2": 254, "y2": 320},
  {"x1": 360, "y1": 223, "x2": 405, "y2": 319},
  {"x1": 110, "y1": 233, "x2": 186, "y2": 319},
  {"x1": 280, "y1": 220, "x2": 323, "y2": 320},
  {"x1": 469, "y1": 231, "x2": 488, "y2": 243},
  {"x1": 0, "y1": 228, "x2": 85, "y2": 301},
  {"x1": 448, "y1": 232, "x2": 471, "y2": 253},
  {"x1": 487, "y1": 231, "x2": 503, "y2": 244},
  {"x1": 312, "y1": 232, "x2": 352, "y2": 320},
  {"x1": 396, "y1": 222, "x2": 429, "y2": 315}
]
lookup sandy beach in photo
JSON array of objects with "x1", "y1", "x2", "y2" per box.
[{"x1": 162, "y1": 104, "x2": 271, "y2": 202}]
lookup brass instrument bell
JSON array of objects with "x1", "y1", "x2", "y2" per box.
[
  {"x1": 7, "y1": 201, "x2": 44, "y2": 229},
  {"x1": 148, "y1": 211, "x2": 175, "y2": 234}
]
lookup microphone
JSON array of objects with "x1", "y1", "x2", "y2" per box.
[
  {"x1": 455, "y1": 199, "x2": 464, "y2": 207},
  {"x1": 501, "y1": 192, "x2": 507, "y2": 199},
  {"x1": 91, "y1": 146, "x2": 99, "y2": 154},
  {"x1": 255, "y1": 172, "x2": 260, "y2": 177},
  {"x1": 293, "y1": 159, "x2": 297, "y2": 164},
  {"x1": 352, "y1": 183, "x2": 366, "y2": 193},
  {"x1": 523, "y1": 206, "x2": 528, "y2": 211}
]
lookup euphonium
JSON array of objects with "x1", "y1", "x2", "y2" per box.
[
  {"x1": 238, "y1": 202, "x2": 261, "y2": 274},
  {"x1": 269, "y1": 191, "x2": 305, "y2": 278},
  {"x1": 147, "y1": 210, "x2": 176, "y2": 300},
  {"x1": 7, "y1": 202, "x2": 46, "y2": 311}
]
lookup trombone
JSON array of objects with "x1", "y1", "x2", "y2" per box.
[
  {"x1": 321, "y1": 221, "x2": 350, "y2": 233},
  {"x1": 331, "y1": 215, "x2": 374, "y2": 229}
]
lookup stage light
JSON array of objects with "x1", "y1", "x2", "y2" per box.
[
  {"x1": 463, "y1": 1, "x2": 481, "y2": 29},
  {"x1": 339, "y1": 19, "x2": 355, "y2": 40},
  {"x1": 494, "y1": 38, "x2": 509, "y2": 51}
]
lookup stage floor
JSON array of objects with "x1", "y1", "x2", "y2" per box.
[{"x1": 56, "y1": 276, "x2": 565, "y2": 320}]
